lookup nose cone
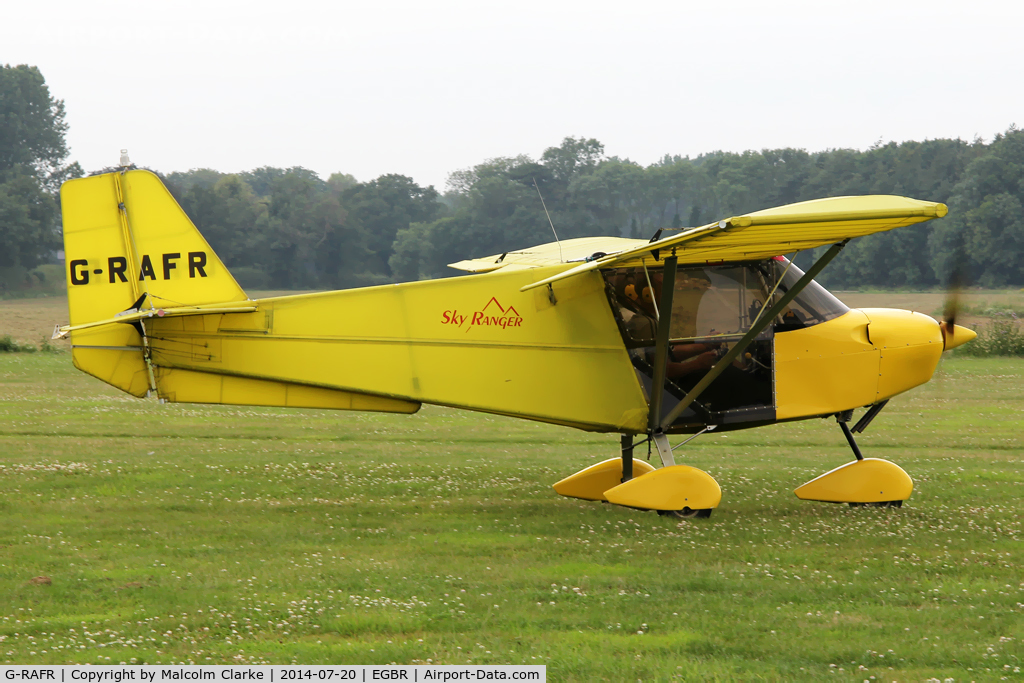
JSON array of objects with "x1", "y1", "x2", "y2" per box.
[
  {"x1": 940, "y1": 322, "x2": 978, "y2": 350},
  {"x1": 858, "y1": 308, "x2": 944, "y2": 401}
]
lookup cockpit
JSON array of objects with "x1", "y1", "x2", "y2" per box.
[{"x1": 602, "y1": 257, "x2": 849, "y2": 430}]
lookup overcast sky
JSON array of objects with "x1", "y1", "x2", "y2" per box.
[{"x1": 5, "y1": 0, "x2": 1022, "y2": 190}]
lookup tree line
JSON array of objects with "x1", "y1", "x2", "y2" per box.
[
  {"x1": 3, "y1": 64, "x2": 1024, "y2": 293},
  {"x1": 162, "y1": 130, "x2": 1024, "y2": 290}
]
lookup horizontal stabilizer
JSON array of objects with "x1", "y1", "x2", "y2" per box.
[{"x1": 54, "y1": 302, "x2": 257, "y2": 338}]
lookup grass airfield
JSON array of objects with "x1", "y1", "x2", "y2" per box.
[{"x1": 0, "y1": 298, "x2": 1021, "y2": 680}]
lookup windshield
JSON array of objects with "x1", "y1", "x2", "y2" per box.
[{"x1": 757, "y1": 257, "x2": 849, "y2": 331}]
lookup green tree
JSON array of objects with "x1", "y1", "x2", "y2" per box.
[
  {"x1": 540, "y1": 136, "x2": 605, "y2": 185},
  {"x1": 570, "y1": 157, "x2": 647, "y2": 235},
  {"x1": 0, "y1": 168, "x2": 57, "y2": 270},
  {"x1": 161, "y1": 132, "x2": 1024, "y2": 291},
  {"x1": 0, "y1": 64, "x2": 80, "y2": 187},
  {"x1": 175, "y1": 174, "x2": 267, "y2": 268},
  {"x1": 241, "y1": 166, "x2": 323, "y2": 197},
  {"x1": 0, "y1": 65, "x2": 80, "y2": 279},
  {"x1": 964, "y1": 193, "x2": 1024, "y2": 286},
  {"x1": 343, "y1": 175, "x2": 441, "y2": 277},
  {"x1": 389, "y1": 222, "x2": 431, "y2": 282},
  {"x1": 255, "y1": 171, "x2": 338, "y2": 289},
  {"x1": 414, "y1": 216, "x2": 476, "y2": 278},
  {"x1": 165, "y1": 168, "x2": 224, "y2": 194},
  {"x1": 930, "y1": 128, "x2": 1024, "y2": 286},
  {"x1": 327, "y1": 172, "x2": 357, "y2": 194}
]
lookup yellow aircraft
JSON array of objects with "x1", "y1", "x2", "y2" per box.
[{"x1": 55, "y1": 169, "x2": 976, "y2": 518}]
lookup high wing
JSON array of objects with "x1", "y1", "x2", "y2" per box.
[
  {"x1": 448, "y1": 236, "x2": 644, "y2": 273},
  {"x1": 514, "y1": 195, "x2": 946, "y2": 292}
]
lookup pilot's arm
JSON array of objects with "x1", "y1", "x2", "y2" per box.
[{"x1": 665, "y1": 350, "x2": 718, "y2": 379}]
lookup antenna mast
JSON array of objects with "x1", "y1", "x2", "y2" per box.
[{"x1": 533, "y1": 177, "x2": 563, "y2": 263}]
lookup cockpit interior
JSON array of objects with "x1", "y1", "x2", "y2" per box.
[{"x1": 602, "y1": 257, "x2": 850, "y2": 431}]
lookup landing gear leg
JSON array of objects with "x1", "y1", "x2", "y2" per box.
[
  {"x1": 838, "y1": 413, "x2": 888, "y2": 505},
  {"x1": 837, "y1": 411, "x2": 863, "y2": 461},
  {"x1": 839, "y1": 411, "x2": 898, "y2": 506},
  {"x1": 620, "y1": 434, "x2": 634, "y2": 483}
]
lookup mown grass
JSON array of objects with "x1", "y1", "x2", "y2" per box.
[{"x1": 0, "y1": 354, "x2": 1021, "y2": 680}]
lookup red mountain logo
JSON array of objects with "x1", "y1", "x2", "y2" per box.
[{"x1": 441, "y1": 297, "x2": 524, "y2": 331}]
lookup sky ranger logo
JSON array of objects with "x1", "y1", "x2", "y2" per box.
[{"x1": 442, "y1": 297, "x2": 523, "y2": 332}]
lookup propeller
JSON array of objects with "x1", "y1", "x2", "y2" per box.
[
  {"x1": 939, "y1": 274, "x2": 961, "y2": 350},
  {"x1": 938, "y1": 251, "x2": 975, "y2": 351}
]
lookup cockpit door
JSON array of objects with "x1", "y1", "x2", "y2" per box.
[{"x1": 603, "y1": 263, "x2": 776, "y2": 431}]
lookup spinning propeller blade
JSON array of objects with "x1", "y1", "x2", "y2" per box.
[
  {"x1": 939, "y1": 277, "x2": 960, "y2": 350},
  {"x1": 939, "y1": 251, "x2": 976, "y2": 351}
]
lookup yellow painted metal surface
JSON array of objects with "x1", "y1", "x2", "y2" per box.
[
  {"x1": 794, "y1": 458, "x2": 913, "y2": 503},
  {"x1": 521, "y1": 195, "x2": 948, "y2": 292},
  {"x1": 603, "y1": 465, "x2": 722, "y2": 511},
  {"x1": 155, "y1": 368, "x2": 420, "y2": 413},
  {"x1": 61, "y1": 174, "x2": 147, "y2": 393},
  {"x1": 61, "y1": 171, "x2": 246, "y2": 323},
  {"x1": 449, "y1": 236, "x2": 643, "y2": 273},
  {"x1": 146, "y1": 268, "x2": 650, "y2": 431},
  {"x1": 59, "y1": 170, "x2": 960, "y2": 434},
  {"x1": 775, "y1": 310, "x2": 879, "y2": 419},
  {"x1": 60, "y1": 171, "x2": 651, "y2": 429},
  {"x1": 552, "y1": 457, "x2": 656, "y2": 501},
  {"x1": 776, "y1": 307, "x2": 945, "y2": 419},
  {"x1": 70, "y1": 343, "x2": 149, "y2": 397},
  {"x1": 61, "y1": 171, "x2": 248, "y2": 393},
  {"x1": 59, "y1": 305, "x2": 257, "y2": 336},
  {"x1": 860, "y1": 309, "x2": 943, "y2": 402}
]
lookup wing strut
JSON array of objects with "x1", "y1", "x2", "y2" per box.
[
  {"x1": 657, "y1": 241, "x2": 848, "y2": 431},
  {"x1": 647, "y1": 255, "x2": 678, "y2": 436}
]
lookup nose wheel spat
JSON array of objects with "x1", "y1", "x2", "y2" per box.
[{"x1": 795, "y1": 411, "x2": 913, "y2": 505}]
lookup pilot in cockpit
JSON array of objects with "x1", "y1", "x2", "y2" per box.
[{"x1": 620, "y1": 271, "x2": 727, "y2": 381}]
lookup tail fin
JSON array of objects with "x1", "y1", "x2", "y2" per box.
[{"x1": 61, "y1": 170, "x2": 247, "y2": 395}]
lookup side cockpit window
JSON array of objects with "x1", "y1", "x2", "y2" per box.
[
  {"x1": 669, "y1": 266, "x2": 771, "y2": 341},
  {"x1": 601, "y1": 258, "x2": 847, "y2": 424},
  {"x1": 603, "y1": 269, "x2": 659, "y2": 349},
  {"x1": 602, "y1": 263, "x2": 776, "y2": 419},
  {"x1": 603, "y1": 257, "x2": 849, "y2": 345}
]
